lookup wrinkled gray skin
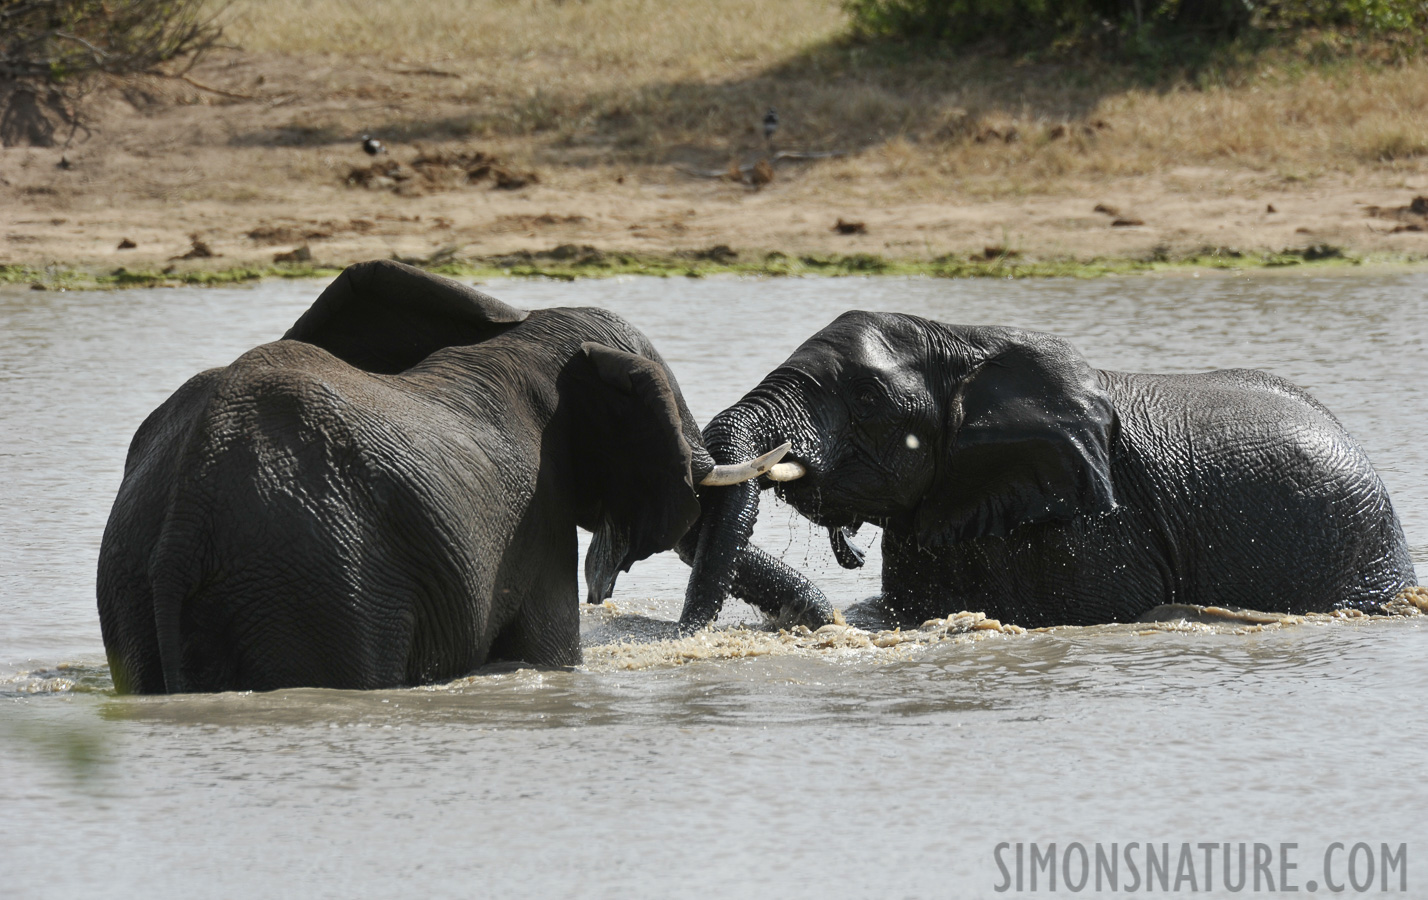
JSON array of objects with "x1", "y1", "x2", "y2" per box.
[
  {"x1": 682, "y1": 310, "x2": 1417, "y2": 630},
  {"x1": 100, "y1": 260, "x2": 768, "y2": 693}
]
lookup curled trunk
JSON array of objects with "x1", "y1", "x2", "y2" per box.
[{"x1": 679, "y1": 411, "x2": 832, "y2": 631}]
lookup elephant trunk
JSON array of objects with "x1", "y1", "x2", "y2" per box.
[
  {"x1": 678, "y1": 399, "x2": 833, "y2": 631},
  {"x1": 680, "y1": 415, "x2": 761, "y2": 630}
]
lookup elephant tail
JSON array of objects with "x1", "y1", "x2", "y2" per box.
[
  {"x1": 148, "y1": 516, "x2": 196, "y2": 695},
  {"x1": 147, "y1": 481, "x2": 231, "y2": 694}
]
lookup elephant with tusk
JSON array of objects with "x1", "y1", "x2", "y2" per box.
[
  {"x1": 97, "y1": 260, "x2": 791, "y2": 694},
  {"x1": 700, "y1": 442, "x2": 794, "y2": 486},
  {"x1": 680, "y1": 310, "x2": 1417, "y2": 631}
]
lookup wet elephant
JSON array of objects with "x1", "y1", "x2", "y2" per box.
[
  {"x1": 97, "y1": 261, "x2": 787, "y2": 693},
  {"x1": 680, "y1": 310, "x2": 1417, "y2": 629}
]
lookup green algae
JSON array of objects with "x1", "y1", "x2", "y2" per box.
[{"x1": 0, "y1": 243, "x2": 1403, "y2": 292}]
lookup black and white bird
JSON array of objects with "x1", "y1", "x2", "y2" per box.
[
  {"x1": 762, "y1": 108, "x2": 779, "y2": 151},
  {"x1": 361, "y1": 135, "x2": 386, "y2": 156}
]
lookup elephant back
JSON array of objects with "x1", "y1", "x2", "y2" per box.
[
  {"x1": 284, "y1": 260, "x2": 529, "y2": 374},
  {"x1": 1104, "y1": 368, "x2": 1416, "y2": 610}
]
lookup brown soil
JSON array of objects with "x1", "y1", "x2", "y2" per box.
[{"x1": 5, "y1": 52, "x2": 1428, "y2": 275}]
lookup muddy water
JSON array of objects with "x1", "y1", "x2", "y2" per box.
[{"x1": 3, "y1": 273, "x2": 1427, "y2": 897}]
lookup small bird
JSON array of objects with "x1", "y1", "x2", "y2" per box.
[
  {"x1": 361, "y1": 135, "x2": 386, "y2": 157},
  {"x1": 762, "y1": 109, "x2": 778, "y2": 151}
]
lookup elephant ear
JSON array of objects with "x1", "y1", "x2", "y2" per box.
[
  {"x1": 568, "y1": 342, "x2": 702, "y2": 604},
  {"x1": 283, "y1": 259, "x2": 528, "y2": 373},
  {"x1": 914, "y1": 330, "x2": 1116, "y2": 547}
]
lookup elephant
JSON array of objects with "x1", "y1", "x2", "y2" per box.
[
  {"x1": 97, "y1": 260, "x2": 805, "y2": 694},
  {"x1": 680, "y1": 310, "x2": 1417, "y2": 630}
]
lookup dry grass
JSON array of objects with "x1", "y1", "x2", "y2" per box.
[
  {"x1": 206, "y1": 0, "x2": 1428, "y2": 202},
  {"x1": 226, "y1": 0, "x2": 845, "y2": 77},
  {"x1": 9, "y1": 0, "x2": 1428, "y2": 275}
]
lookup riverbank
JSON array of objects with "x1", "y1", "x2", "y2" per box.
[
  {"x1": 0, "y1": 244, "x2": 1403, "y2": 291},
  {"x1": 5, "y1": 1, "x2": 1428, "y2": 288}
]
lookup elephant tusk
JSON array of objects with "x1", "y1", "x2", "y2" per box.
[
  {"x1": 765, "y1": 460, "x2": 807, "y2": 482},
  {"x1": 700, "y1": 442, "x2": 793, "y2": 486}
]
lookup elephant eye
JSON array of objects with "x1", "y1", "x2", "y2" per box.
[{"x1": 853, "y1": 386, "x2": 879, "y2": 413}]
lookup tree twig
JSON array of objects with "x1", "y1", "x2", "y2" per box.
[
  {"x1": 163, "y1": 71, "x2": 264, "y2": 100},
  {"x1": 388, "y1": 67, "x2": 461, "y2": 78},
  {"x1": 54, "y1": 31, "x2": 108, "y2": 63}
]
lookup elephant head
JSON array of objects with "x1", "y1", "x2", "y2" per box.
[
  {"x1": 681, "y1": 310, "x2": 1117, "y2": 630},
  {"x1": 565, "y1": 341, "x2": 787, "y2": 605}
]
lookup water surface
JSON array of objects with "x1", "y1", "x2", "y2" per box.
[{"x1": 2, "y1": 272, "x2": 1425, "y2": 897}]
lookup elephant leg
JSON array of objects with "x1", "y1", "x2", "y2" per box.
[
  {"x1": 488, "y1": 552, "x2": 582, "y2": 668},
  {"x1": 98, "y1": 589, "x2": 167, "y2": 694},
  {"x1": 488, "y1": 596, "x2": 581, "y2": 668}
]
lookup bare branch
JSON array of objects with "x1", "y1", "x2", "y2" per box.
[
  {"x1": 54, "y1": 31, "x2": 109, "y2": 64},
  {"x1": 1, "y1": 0, "x2": 227, "y2": 85}
]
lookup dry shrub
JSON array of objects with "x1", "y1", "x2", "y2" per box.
[
  {"x1": 1, "y1": 0, "x2": 225, "y2": 145},
  {"x1": 1353, "y1": 124, "x2": 1428, "y2": 162},
  {"x1": 1, "y1": 0, "x2": 224, "y2": 81}
]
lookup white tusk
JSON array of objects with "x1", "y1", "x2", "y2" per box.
[
  {"x1": 765, "y1": 460, "x2": 807, "y2": 482},
  {"x1": 700, "y1": 442, "x2": 792, "y2": 486}
]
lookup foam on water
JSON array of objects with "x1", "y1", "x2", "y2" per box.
[
  {"x1": 0, "y1": 661, "x2": 113, "y2": 695},
  {"x1": 12, "y1": 589, "x2": 1423, "y2": 696},
  {"x1": 574, "y1": 589, "x2": 1428, "y2": 672}
]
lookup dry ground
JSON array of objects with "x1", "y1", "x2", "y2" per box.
[{"x1": 6, "y1": 0, "x2": 1428, "y2": 276}]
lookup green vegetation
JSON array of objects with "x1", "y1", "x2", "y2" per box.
[
  {"x1": 844, "y1": 0, "x2": 1428, "y2": 51},
  {"x1": 0, "y1": 244, "x2": 1394, "y2": 292},
  {"x1": 1, "y1": 262, "x2": 342, "y2": 289}
]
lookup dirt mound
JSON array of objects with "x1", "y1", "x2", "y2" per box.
[
  {"x1": 247, "y1": 223, "x2": 334, "y2": 245},
  {"x1": 346, "y1": 147, "x2": 538, "y2": 194}
]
